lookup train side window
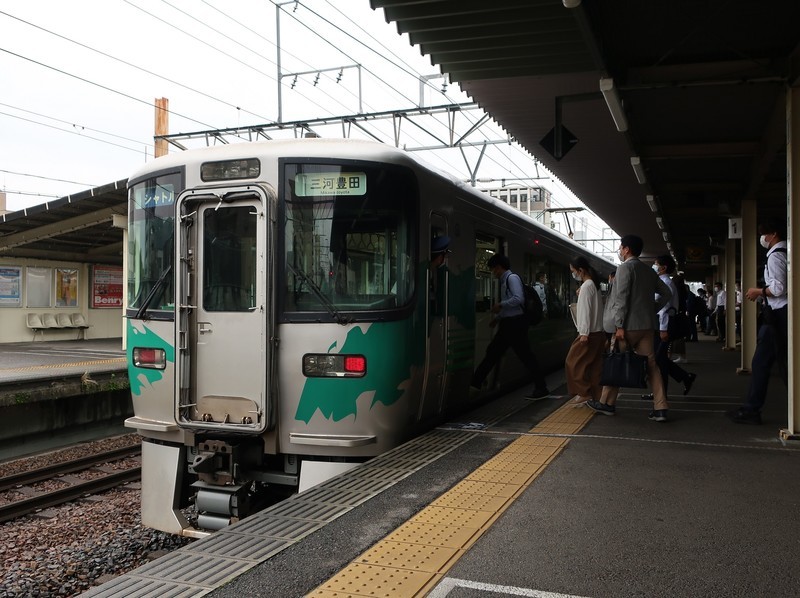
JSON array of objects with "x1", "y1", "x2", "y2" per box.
[{"x1": 523, "y1": 254, "x2": 568, "y2": 319}]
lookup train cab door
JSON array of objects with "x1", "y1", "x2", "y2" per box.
[
  {"x1": 175, "y1": 187, "x2": 272, "y2": 432},
  {"x1": 418, "y1": 214, "x2": 450, "y2": 421}
]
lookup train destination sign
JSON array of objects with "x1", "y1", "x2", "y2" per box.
[
  {"x1": 295, "y1": 172, "x2": 367, "y2": 196},
  {"x1": 134, "y1": 186, "x2": 176, "y2": 209}
]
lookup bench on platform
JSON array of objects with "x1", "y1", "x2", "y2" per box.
[{"x1": 26, "y1": 312, "x2": 91, "y2": 341}]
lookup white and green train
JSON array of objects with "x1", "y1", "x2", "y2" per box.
[{"x1": 124, "y1": 138, "x2": 612, "y2": 536}]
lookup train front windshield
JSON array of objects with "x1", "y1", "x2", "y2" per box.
[
  {"x1": 282, "y1": 162, "x2": 416, "y2": 315},
  {"x1": 127, "y1": 171, "x2": 182, "y2": 317}
]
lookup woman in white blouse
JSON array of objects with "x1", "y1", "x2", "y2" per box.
[{"x1": 565, "y1": 256, "x2": 607, "y2": 406}]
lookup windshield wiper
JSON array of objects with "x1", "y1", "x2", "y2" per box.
[
  {"x1": 286, "y1": 263, "x2": 352, "y2": 325},
  {"x1": 134, "y1": 265, "x2": 172, "y2": 320}
]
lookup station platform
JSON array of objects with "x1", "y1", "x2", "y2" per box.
[
  {"x1": 0, "y1": 339, "x2": 128, "y2": 459},
  {"x1": 85, "y1": 336, "x2": 800, "y2": 598},
  {"x1": 0, "y1": 338, "x2": 126, "y2": 386}
]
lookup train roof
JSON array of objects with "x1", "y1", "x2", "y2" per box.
[{"x1": 128, "y1": 138, "x2": 413, "y2": 181}]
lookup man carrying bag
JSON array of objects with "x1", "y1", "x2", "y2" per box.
[{"x1": 587, "y1": 235, "x2": 673, "y2": 421}]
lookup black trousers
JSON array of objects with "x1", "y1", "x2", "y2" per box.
[
  {"x1": 654, "y1": 332, "x2": 691, "y2": 394},
  {"x1": 745, "y1": 306, "x2": 788, "y2": 412},
  {"x1": 472, "y1": 315, "x2": 547, "y2": 390}
]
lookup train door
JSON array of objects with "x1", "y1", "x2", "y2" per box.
[
  {"x1": 473, "y1": 234, "x2": 501, "y2": 388},
  {"x1": 418, "y1": 213, "x2": 449, "y2": 420},
  {"x1": 175, "y1": 188, "x2": 271, "y2": 432}
]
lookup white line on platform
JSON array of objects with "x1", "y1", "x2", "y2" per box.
[{"x1": 428, "y1": 577, "x2": 591, "y2": 598}]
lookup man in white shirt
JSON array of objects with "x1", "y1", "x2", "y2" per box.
[
  {"x1": 704, "y1": 287, "x2": 717, "y2": 335},
  {"x1": 727, "y1": 219, "x2": 788, "y2": 425},
  {"x1": 713, "y1": 282, "x2": 726, "y2": 342},
  {"x1": 644, "y1": 255, "x2": 697, "y2": 403}
]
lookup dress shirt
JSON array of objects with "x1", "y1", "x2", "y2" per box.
[
  {"x1": 498, "y1": 270, "x2": 525, "y2": 319},
  {"x1": 764, "y1": 240, "x2": 788, "y2": 309},
  {"x1": 657, "y1": 274, "x2": 679, "y2": 332}
]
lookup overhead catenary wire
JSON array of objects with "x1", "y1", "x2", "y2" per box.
[
  {"x1": 291, "y1": 1, "x2": 552, "y2": 189},
  {"x1": 297, "y1": 2, "x2": 544, "y2": 189},
  {"x1": 127, "y1": 0, "x2": 358, "y2": 123},
  {"x1": 0, "y1": 101, "x2": 150, "y2": 149},
  {"x1": 312, "y1": 0, "x2": 608, "y2": 224},
  {"x1": 1, "y1": 0, "x2": 614, "y2": 241},
  {"x1": 199, "y1": 0, "x2": 372, "y2": 116},
  {"x1": 1, "y1": 189, "x2": 61, "y2": 198},
  {"x1": 0, "y1": 9, "x2": 273, "y2": 124},
  {"x1": 321, "y1": 5, "x2": 614, "y2": 240},
  {"x1": 0, "y1": 169, "x2": 95, "y2": 188},
  {"x1": 1, "y1": 1, "x2": 472, "y2": 202},
  {"x1": 0, "y1": 47, "x2": 221, "y2": 131},
  {"x1": 0, "y1": 109, "x2": 148, "y2": 155},
  {"x1": 141, "y1": 0, "x2": 472, "y2": 178}
]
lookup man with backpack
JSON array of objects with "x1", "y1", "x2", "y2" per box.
[{"x1": 470, "y1": 253, "x2": 551, "y2": 400}]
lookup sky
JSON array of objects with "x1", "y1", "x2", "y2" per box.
[{"x1": 0, "y1": 0, "x2": 617, "y2": 247}]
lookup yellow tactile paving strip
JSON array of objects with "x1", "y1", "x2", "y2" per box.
[
  {"x1": 306, "y1": 402, "x2": 595, "y2": 597},
  {"x1": 0, "y1": 358, "x2": 127, "y2": 372}
]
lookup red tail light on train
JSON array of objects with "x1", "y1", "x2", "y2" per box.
[
  {"x1": 303, "y1": 354, "x2": 367, "y2": 377},
  {"x1": 133, "y1": 347, "x2": 167, "y2": 370}
]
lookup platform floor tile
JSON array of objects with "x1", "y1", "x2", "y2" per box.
[{"x1": 306, "y1": 399, "x2": 594, "y2": 597}]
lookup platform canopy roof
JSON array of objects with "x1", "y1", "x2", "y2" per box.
[
  {"x1": 371, "y1": 0, "x2": 800, "y2": 278},
  {"x1": 0, "y1": 180, "x2": 127, "y2": 265}
]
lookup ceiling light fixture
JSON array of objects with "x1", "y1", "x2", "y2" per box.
[
  {"x1": 646, "y1": 194, "x2": 658, "y2": 212},
  {"x1": 631, "y1": 157, "x2": 646, "y2": 184},
  {"x1": 656, "y1": 217, "x2": 664, "y2": 229},
  {"x1": 599, "y1": 78, "x2": 629, "y2": 132},
  {"x1": 662, "y1": 231, "x2": 670, "y2": 242}
]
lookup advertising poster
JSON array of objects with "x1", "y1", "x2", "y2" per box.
[
  {"x1": 55, "y1": 268, "x2": 78, "y2": 307},
  {"x1": 92, "y1": 265, "x2": 123, "y2": 308},
  {"x1": 0, "y1": 267, "x2": 22, "y2": 307}
]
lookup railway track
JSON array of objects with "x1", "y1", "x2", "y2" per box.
[{"x1": 0, "y1": 445, "x2": 141, "y2": 523}]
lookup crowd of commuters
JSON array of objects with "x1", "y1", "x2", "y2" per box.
[{"x1": 466, "y1": 221, "x2": 786, "y2": 427}]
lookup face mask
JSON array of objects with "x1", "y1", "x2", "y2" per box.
[
  {"x1": 652, "y1": 264, "x2": 661, "y2": 274},
  {"x1": 572, "y1": 272, "x2": 581, "y2": 281},
  {"x1": 759, "y1": 234, "x2": 770, "y2": 249},
  {"x1": 618, "y1": 250, "x2": 625, "y2": 261}
]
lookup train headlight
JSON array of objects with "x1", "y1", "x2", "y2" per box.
[
  {"x1": 133, "y1": 347, "x2": 167, "y2": 370},
  {"x1": 303, "y1": 354, "x2": 366, "y2": 378}
]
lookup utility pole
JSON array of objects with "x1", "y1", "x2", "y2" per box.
[{"x1": 154, "y1": 98, "x2": 169, "y2": 158}]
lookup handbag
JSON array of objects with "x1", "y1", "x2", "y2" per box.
[
  {"x1": 600, "y1": 341, "x2": 649, "y2": 388},
  {"x1": 600, "y1": 272, "x2": 649, "y2": 388}
]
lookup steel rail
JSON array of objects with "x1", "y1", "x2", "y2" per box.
[
  {"x1": 0, "y1": 466, "x2": 141, "y2": 523},
  {"x1": 0, "y1": 445, "x2": 140, "y2": 492}
]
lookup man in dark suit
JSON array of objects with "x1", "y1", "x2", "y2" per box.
[{"x1": 587, "y1": 235, "x2": 673, "y2": 421}]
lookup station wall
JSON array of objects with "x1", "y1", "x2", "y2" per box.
[{"x1": 0, "y1": 257, "x2": 123, "y2": 344}]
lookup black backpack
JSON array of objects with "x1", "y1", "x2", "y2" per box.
[{"x1": 508, "y1": 274, "x2": 544, "y2": 326}]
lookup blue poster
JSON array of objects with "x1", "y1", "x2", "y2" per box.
[{"x1": 0, "y1": 267, "x2": 22, "y2": 306}]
